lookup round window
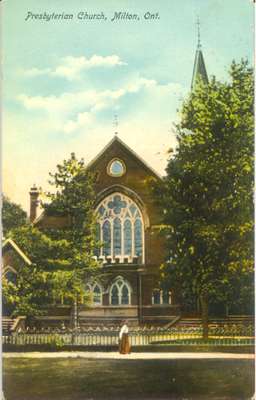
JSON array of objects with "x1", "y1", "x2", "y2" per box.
[{"x1": 108, "y1": 159, "x2": 126, "y2": 177}]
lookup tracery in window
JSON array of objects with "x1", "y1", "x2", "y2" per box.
[
  {"x1": 110, "y1": 277, "x2": 131, "y2": 305},
  {"x1": 96, "y1": 193, "x2": 144, "y2": 263}
]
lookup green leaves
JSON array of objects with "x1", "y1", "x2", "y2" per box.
[
  {"x1": 4, "y1": 153, "x2": 100, "y2": 317},
  {"x1": 2, "y1": 195, "x2": 28, "y2": 236},
  {"x1": 154, "y1": 60, "x2": 254, "y2": 315}
]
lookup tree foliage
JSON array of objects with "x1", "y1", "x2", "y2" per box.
[
  {"x1": 42, "y1": 153, "x2": 100, "y2": 280},
  {"x1": 3, "y1": 153, "x2": 100, "y2": 317},
  {"x1": 155, "y1": 60, "x2": 254, "y2": 337},
  {"x1": 2, "y1": 195, "x2": 27, "y2": 235}
]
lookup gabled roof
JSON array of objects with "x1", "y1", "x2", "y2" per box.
[
  {"x1": 191, "y1": 47, "x2": 208, "y2": 90},
  {"x1": 86, "y1": 135, "x2": 162, "y2": 180},
  {"x1": 2, "y1": 238, "x2": 32, "y2": 265}
]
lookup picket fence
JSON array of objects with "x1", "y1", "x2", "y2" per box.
[{"x1": 2, "y1": 330, "x2": 254, "y2": 347}]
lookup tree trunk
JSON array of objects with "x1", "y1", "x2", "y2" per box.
[
  {"x1": 73, "y1": 297, "x2": 78, "y2": 329},
  {"x1": 200, "y1": 295, "x2": 209, "y2": 340}
]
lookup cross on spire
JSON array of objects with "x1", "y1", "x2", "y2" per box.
[
  {"x1": 196, "y1": 16, "x2": 201, "y2": 49},
  {"x1": 113, "y1": 114, "x2": 119, "y2": 136}
]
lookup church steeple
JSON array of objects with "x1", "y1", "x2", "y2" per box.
[{"x1": 191, "y1": 18, "x2": 208, "y2": 90}]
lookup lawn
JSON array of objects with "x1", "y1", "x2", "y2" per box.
[{"x1": 3, "y1": 357, "x2": 254, "y2": 400}]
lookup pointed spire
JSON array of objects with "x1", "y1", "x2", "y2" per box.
[{"x1": 191, "y1": 17, "x2": 209, "y2": 90}]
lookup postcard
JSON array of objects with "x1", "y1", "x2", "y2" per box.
[{"x1": 2, "y1": 1, "x2": 254, "y2": 399}]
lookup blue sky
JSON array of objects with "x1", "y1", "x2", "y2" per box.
[{"x1": 2, "y1": 0, "x2": 254, "y2": 212}]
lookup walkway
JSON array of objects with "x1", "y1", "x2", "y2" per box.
[{"x1": 3, "y1": 351, "x2": 254, "y2": 359}]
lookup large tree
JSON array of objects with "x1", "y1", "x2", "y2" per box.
[
  {"x1": 156, "y1": 60, "x2": 253, "y2": 338},
  {"x1": 4, "y1": 153, "x2": 100, "y2": 318},
  {"x1": 41, "y1": 153, "x2": 101, "y2": 316}
]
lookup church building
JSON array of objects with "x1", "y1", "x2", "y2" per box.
[
  {"x1": 8, "y1": 36, "x2": 209, "y2": 327},
  {"x1": 31, "y1": 136, "x2": 178, "y2": 325}
]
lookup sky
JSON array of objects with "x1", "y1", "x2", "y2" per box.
[{"x1": 2, "y1": 0, "x2": 254, "y2": 213}]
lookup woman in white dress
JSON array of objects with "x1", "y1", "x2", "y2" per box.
[{"x1": 119, "y1": 320, "x2": 131, "y2": 354}]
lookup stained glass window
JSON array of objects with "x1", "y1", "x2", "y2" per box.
[
  {"x1": 110, "y1": 278, "x2": 131, "y2": 305},
  {"x1": 102, "y1": 220, "x2": 111, "y2": 256},
  {"x1": 85, "y1": 283, "x2": 103, "y2": 305},
  {"x1": 163, "y1": 290, "x2": 170, "y2": 304},
  {"x1": 152, "y1": 289, "x2": 171, "y2": 305},
  {"x1": 129, "y1": 204, "x2": 137, "y2": 216},
  {"x1": 96, "y1": 192, "x2": 144, "y2": 262},
  {"x1": 113, "y1": 218, "x2": 121, "y2": 256},
  {"x1": 98, "y1": 205, "x2": 105, "y2": 216},
  {"x1": 108, "y1": 195, "x2": 127, "y2": 214},
  {"x1": 152, "y1": 290, "x2": 161, "y2": 305},
  {"x1": 134, "y1": 219, "x2": 142, "y2": 256},
  {"x1": 111, "y1": 285, "x2": 119, "y2": 305},
  {"x1": 93, "y1": 285, "x2": 102, "y2": 305},
  {"x1": 121, "y1": 285, "x2": 129, "y2": 304},
  {"x1": 124, "y1": 220, "x2": 132, "y2": 255}
]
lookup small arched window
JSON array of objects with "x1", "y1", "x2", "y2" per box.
[
  {"x1": 111, "y1": 285, "x2": 119, "y2": 305},
  {"x1": 152, "y1": 289, "x2": 172, "y2": 305},
  {"x1": 3, "y1": 267, "x2": 17, "y2": 284},
  {"x1": 152, "y1": 289, "x2": 161, "y2": 305},
  {"x1": 85, "y1": 282, "x2": 103, "y2": 305},
  {"x1": 93, "y1": 284, "x2": 102, "y2": 305},
  {"x1": 110, "y1": 277, "x2": 131, "y2": 305}
]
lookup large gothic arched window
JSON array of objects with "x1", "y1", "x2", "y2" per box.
[{"x1": 95, "y1": 193, "x2": 144, "y2": 263}]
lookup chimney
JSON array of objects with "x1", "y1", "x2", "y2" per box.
[{"x1": 29, "y1": 185, "x2": 40, "y2": 222}]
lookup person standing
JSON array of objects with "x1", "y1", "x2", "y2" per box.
[{"x1": 119, "y1": 320, "x2": 131, "y2": 354}]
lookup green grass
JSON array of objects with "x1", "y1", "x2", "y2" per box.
[
  {"x1": 3, "y1": 358, "x2": 254, "y2": 400},
  {"x1": 152, "y1": 337, "x2": 254, "y2": 345}
]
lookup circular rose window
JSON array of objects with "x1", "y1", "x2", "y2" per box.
[{"x1": 107, "y1": 159, "x2": 126, "y2": 177}]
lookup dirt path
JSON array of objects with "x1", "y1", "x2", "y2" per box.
[{"x1": 3, "y1": 351, "x2": 254, "y2": 359}]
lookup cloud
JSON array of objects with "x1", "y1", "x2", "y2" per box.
[
  {"x1": 3, "y1": 118, "x2": 177, "y2": 214},
  {"x1": 17, "y1": 89, "x2": 124, "y2": 118},
  {"x1": 23, "y1": 67, "x2": 51, "y2": 77},
  {"x1": 22, "y1": 55, "x2": 126, "y2": 81},
  {"x1": 63, "y1": 111, "x2": 92, "y2": 134},
  {"x1": 5, "y1": 74, "x2": 182, "y2": 213},
  {"x1": 17, "y1": 77, "x2": 172, "y2": 113},
  {"x1": 17, "y1": 77, "x2": 185, "y2": 136}
]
